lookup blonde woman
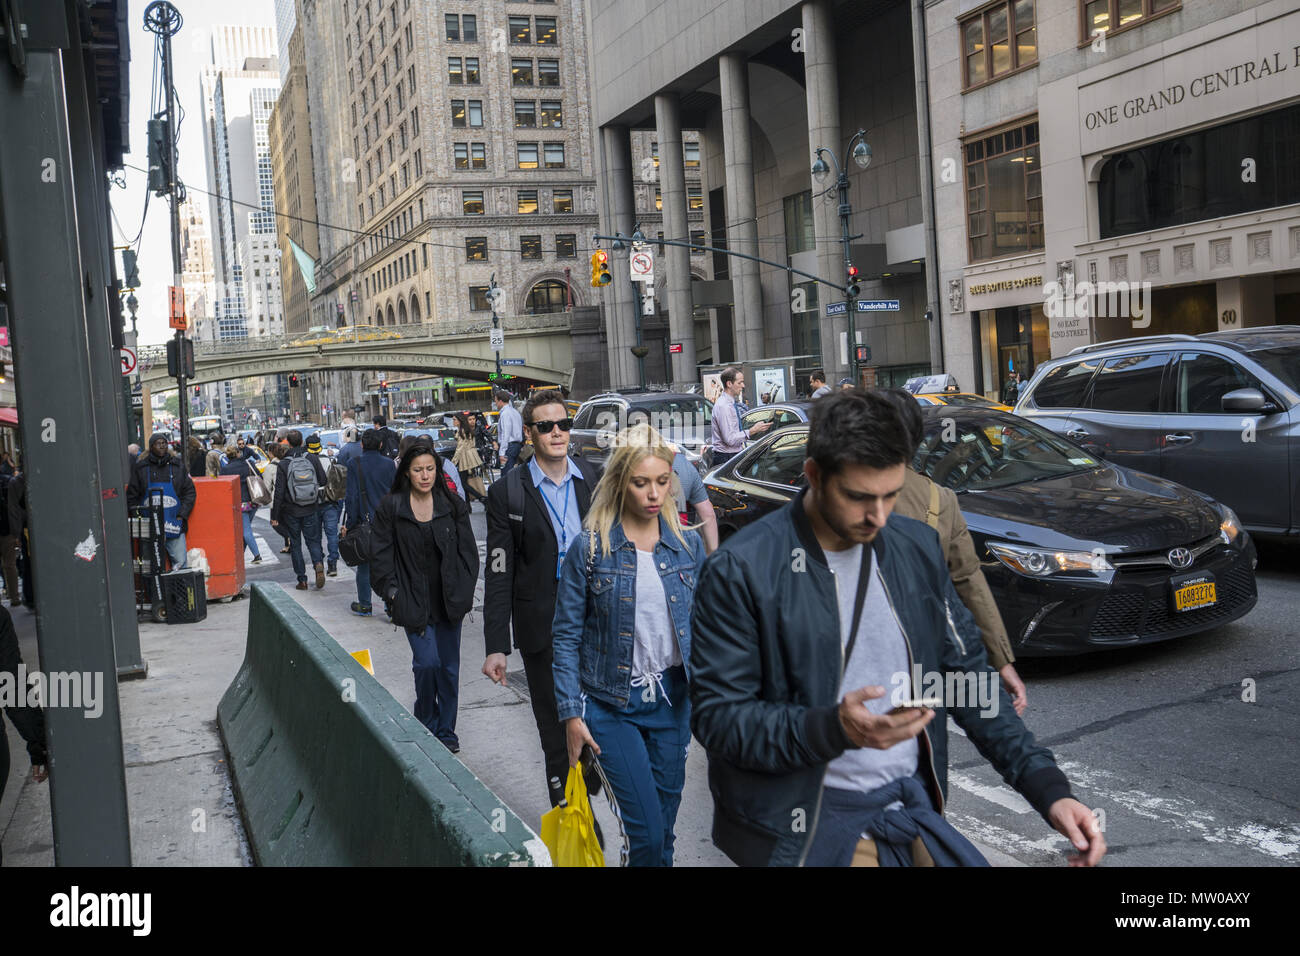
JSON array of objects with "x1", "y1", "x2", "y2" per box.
[{"x1": 551, "y1": 424, "x2": 706, "y2": 866}]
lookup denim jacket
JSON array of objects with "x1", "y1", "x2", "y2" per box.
[{"x1": 552, "y1": 516, "x2": 706, "y2": 721}]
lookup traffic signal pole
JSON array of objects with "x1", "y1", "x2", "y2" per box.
[{"x1": 144, "y1": 2, "x2": 187, "y2": 447}]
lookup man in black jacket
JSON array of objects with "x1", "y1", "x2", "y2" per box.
[
  {"x1": 371, "y1": 414, "x2": 400, "y2": 459},
  {"x1": 690, "y1": 390, "x2": 1105, "y2": 867},
  {"x1": 270, "y1": 429, "x2": 329, "y2": 590},
  {"x1": 127, "y1": 433, "x2": 197, "y2": 571},
  {"x1": 482, "y1": 389, "x2": 601, "y2": 806}
]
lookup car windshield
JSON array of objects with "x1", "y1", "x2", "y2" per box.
[
  {"x1": 1244, "y1": 346, "x2": 1300, "y2": 394},
  {"x1": 915, "y1": 414, "x2": 1101, "y2": 492},
  {"x1": 623, "y1": 399, "x2": 712, "y2": 430}
]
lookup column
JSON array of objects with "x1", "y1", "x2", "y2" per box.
[
  {"x1": 719, "y1": 53, "x2": 764, "y2": 363},
  {"x1": 655, "y1": 93, "x2": 698, "y2": 382},
  {"x1": 599, "y1": 125, "x2": 638, "y2": 389},
  {"x1": 803, "y1": 0, "x2": 846, "y2": 377}
]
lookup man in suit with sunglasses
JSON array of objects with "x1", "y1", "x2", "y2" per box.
[{"x1": 483, "y1": 389, "x2": 604, "y2": 808}]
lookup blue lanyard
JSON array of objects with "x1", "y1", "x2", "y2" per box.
[{"x1": 541, "y1": 477, "x2": 572, "y2": 555}]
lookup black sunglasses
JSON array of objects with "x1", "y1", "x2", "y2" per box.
[{"x1": 530, "y1": 418, "x2": 573, "y2": 434}]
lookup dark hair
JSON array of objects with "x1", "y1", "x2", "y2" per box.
[
  {"x1": 391, "y1": 442, "x2": 445, "y2": 496},
  {"x1": 720, "y1": 366, "x2": 741, "y2": 387},
  {"x1": 361, "y1": 428, "x2": 383, "y2": 451},
  {"x1": 493, "y1": 389, "x2": 512, "y2": 404},
  {"x1": 397, "y1": 434, "x2": 417, "y2": 459},
  {"x1": 523, "y1": 388, "x2": 567, "y2": 427},
  {"x1": 373, "y1": 414, "x2": 387, "y2": 427},
  {"x1": 807, "y1": 389, "x2": 911, "y2": 477},
  {"x1": 874, "y1": 388, "x2": 924, "y2": 460},
  {"x1": 455, "y1": 412, "x2": 473, "y2": 440},
  {"x1": 286, "y1": 429, "x2": 303, "y2": 447},
  {"x1": 810, "y1": 368, "x2": 826, "y2": 384}
]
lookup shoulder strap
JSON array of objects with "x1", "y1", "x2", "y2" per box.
[
  {"x1": 926, "y1": 481, "x2": 941, "y2": 530},
  {"x1": 507, "y1": 464, "x2": 525, "y2": 554},
  {"x1": 842, "y1": 545, "x2": 873, "y2": 669}
]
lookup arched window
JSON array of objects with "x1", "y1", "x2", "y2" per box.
[
  {"x1": 410, "y1": 294, "x2": 421, "y2": 323},
  {"x1": 375, "y1": 308, "x2": 384, "y2": 326},
  {"x1": 525, "y1": 279, "x2": 567, "y2": 315},
  {"x1": 386, "y1": 303, "x2": 396, "y2": 326},
  {"x1": 398, "y1": 299, "x2": 408, "y2": 324}
]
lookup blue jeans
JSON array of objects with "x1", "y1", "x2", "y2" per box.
[
  {"x1": 320, "y1": 500, "x2": 341, "y2": 564},
  {"x1": 405, "y1": 620, "x2": 462, "y2": 746},
  {"x1": 582, "y1": 665, "x2": 691, "y2": 867},
  {"x1": 280, "y1": 510, "x2": 323, "y2": 582},
  {"x1": 501, "y1": 440, "x2": 523, "y2": 476},
  {"x1": 241, "y1": 508, "x2": 262, "y2": 560},
  {"x1": 165, "y1": 533, "x2": 188, "y2": 570},
  {"x1": 355, "y1": 562, "x2": 371, "y2": 606}
]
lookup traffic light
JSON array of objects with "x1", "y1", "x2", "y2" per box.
[
  {"x1": 193, "y1": 385, "x2": 201, "y2": 397},
  {"x1": 147, "y1": 118, "x2": 173, "y2": 196},
  {"x1": 121, "y1": 249, "x2": 140, "y2": 288},
  {"x1": 847, "y1": 264, "x2": 861, "y2": 297},
  {"x1": 289, "y1": 374, "x2": 299, "y2": 387},
  {"x1": 379, "y1": 378, "x2": 387, "y2": 391},
  {"x1": 166, "y1": 337, "x2": 194, "y2": 378},
  {"x1": 590, "y1": 249, "x2": 611, "y2": 287}
]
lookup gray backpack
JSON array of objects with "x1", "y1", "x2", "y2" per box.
[{"x1": 286, "y1": 455, "x2": 319, "y2": 506}]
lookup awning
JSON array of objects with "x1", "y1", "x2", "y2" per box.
[{"x1": 0, "y1": 407, "x2": 16, "y2": 428}]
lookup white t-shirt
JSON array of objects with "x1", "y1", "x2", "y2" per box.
[
  {"x1": 821, "y1": 545, "x2": 919, "y2": 794},
  {"x1": 632, "y1": 549, "x2": 681, "y2": 698}
]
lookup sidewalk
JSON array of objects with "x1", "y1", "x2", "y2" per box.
[{"x1": 1, "y1": 522, "x2": 1023, "y2": 867}]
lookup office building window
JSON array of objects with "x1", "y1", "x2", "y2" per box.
[
  {"x1": 467, "y1": 101, "x2": 482, "y2": 126},
  {"x1": 688, "y1": 186, "x2": 703, "y2": 211},
  {"x1": 517, "y1": 189, "x2": 538, "y2": 215},
  {"x1": 465, "y1": 237, "x2": 488, "y2": 261},
  {"x1": 515, "y1": 101, "x2": 537, "y2": 128},
  {"x1": 543, "y1": 142, "x2": 565, "y2": 168},
  {"x1": 517, "y1": 142, "x2": 539, "y2": 169},
  {"x1": 962, "y1": 0, "x2": 1037, "y2": 90},
  {"x1": 464, "y1": 57, "x2": 480, "y2": 84},
  {"x1": 520, "y1": 235, "x2": 543, "y2": 260},
  {"x1": 552, "y1": 189, "x2": 573, "y2": 213},
  {"x1": 654, "y1": 187, "x2": 662, "y2": 211},
  {"x1": 535, "y1": 17, "x2": 557, "y2": 44},
  {"x1": 556, "y1": 234, "x2": 576, "y2": 258},
  {"x1": 684, "y1": 142, "x2": 700, "y2": 167},
  {"x1": 509, "y1": 16, "x2": 531, "y2": 44},
  {"x1": 445, "y1": 14, "x2": 460, "y2": 40},
  {"x1": 538, "y1": 59, "x2": 560, "y2": 86},
  {"x1": 414, "y1": 149, "x2": 422, "y2": 175},
  {"x1": 1081, "y1": 0, "x2": 1179, "y2": 44},
  {"x1": 526, "y1": 280, "x2": 566, "y2": 314},
  {"x1": 512, "y1": 58, "x2": 533, "y2": 85},
  {"x1": 469, "y1": 285, "x2": 491, "y2": 311},
  {"x1": 471, "y1": 142, "x2": 486, "y2": 169},
  {"x1": 964, "y1": 119, "x2": 1042, "y2": 261},
  {"x1": 690, "y1": 230, "x2": 706, "y2": 254},
  {"x1": 454, "y1": 142, "x2": 469, "y2": 169},
  {"x1": 463, "y1": 14, "x2": 477, "y2": 41},
  {"x1": 540, "y1": 100, "x2": 562, "y2": 128},
  {"x1": 448, "y1": 57, "x2": 463, "y2": 84},
  {"x1": 463, "y1": 190, "x2": 485, "y2": 215}
]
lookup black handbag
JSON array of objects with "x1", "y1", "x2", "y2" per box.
[{"x1": 339, "y1": 519, "x2": 372, "y2": 567}]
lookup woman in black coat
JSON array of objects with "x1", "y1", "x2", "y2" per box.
[
  {"x1": 369, "y1": 442, "x2": 479, "y2": 752},
  {"x1": 219, "y1": 442, "x2": 263, "y2": 564}
]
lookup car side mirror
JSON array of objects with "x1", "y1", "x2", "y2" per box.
[{"x1": 1221, "y1": 387, "x2": 1273, "y2": 413}]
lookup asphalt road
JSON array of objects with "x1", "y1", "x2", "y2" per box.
[{"x1": 246, "y1": 509, "x2": 1298, "y2": 867}]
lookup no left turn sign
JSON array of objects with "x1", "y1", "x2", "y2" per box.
[{"x1": 119, "y1": 347, "x2": 137, "y2": 376}]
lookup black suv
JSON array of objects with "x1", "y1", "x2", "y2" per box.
[
  {"x1": 569, "y1": 389, "x2": 714, "y2": 472},
  {"x1": 1016, "y1": 326, "x2": 1300, "y2": 536}
]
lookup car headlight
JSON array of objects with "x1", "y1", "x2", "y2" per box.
[
  {"x1": 1216, "y1": 504, "x2": 1243, "y2": 546},
  {"x1": 987, "y1": 541, "x2": 1112, "y2": 576}
]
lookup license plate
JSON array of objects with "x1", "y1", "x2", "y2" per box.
[{"x1": 1171, "y1": 571, "x2": 1217, "y2": 612}]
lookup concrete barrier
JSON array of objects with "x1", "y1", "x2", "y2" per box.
[{"x1": 217, "y1": 584, "x2": 548, "y2": 866}]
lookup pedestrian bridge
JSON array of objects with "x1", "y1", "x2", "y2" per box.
[{"x1": 138, "y1": 311, "x2": 575, "y2": 392}]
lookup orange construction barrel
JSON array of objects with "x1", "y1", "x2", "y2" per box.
[{"x1": 190, "y1": 476, "x2": 246, "y2": 601}]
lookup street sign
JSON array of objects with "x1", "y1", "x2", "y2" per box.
[
  {"x1": 858, "y1": 299, "x2": 900, "y2": 312},
  {"x1": 668, "y1": 343, "x2": 682, "y2": 354},
  {"x1": 501, "y1": 358, "x2": 525, "y2": 366},
  {"x1": 630, "y1": 245, "x2": 655, "y2": 283},
  {"x1": 824, "y1": 301, "x2": 848, "y2": 316},
  {"x1": 168, "y1": 286, "x2": 187, "y2": 330},
  {"x1": 489, "y1": 328, "x2": 504, "y2": 352},
  {"x1": 119, "y1": 347, "x2": 137, "y2": 376}
]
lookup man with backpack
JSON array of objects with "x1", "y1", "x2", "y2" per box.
[
  {"x1": 483, "y1": 389, "x2": 603, "y2": 809},
  {"x1": 371, "y1": 414, "x2": 400, "y2": 459},
  {"x1": 270, "y1": 429, "x2": 329, "y2": 590},
  {"x1": 342, "y1": 428, "x2": 396, "y2": 616},
  {"x1": 309, "y1": 434, "x2": 346, "y2": 576}
]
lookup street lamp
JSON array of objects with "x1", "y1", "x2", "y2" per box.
[{"x1": 812, "y1": 128, "x2": 872, "y2": 384}]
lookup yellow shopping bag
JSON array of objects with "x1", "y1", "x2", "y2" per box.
[{"x1": 539, "y1": 765, "x2": 605, "y2": 867}]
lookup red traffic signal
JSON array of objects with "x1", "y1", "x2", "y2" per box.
[{"x1": 847, "y1": 264, "x2": 861, "y2": 296}]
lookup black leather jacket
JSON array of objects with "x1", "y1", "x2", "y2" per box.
[{"x1": 689, "y1": 487, "x2": 1072, "y2": 866}]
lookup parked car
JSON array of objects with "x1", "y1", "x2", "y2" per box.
[
  {"x1": 704, "y1": 407, "x2": 1257, "y2": 655},
  {"x1": 569, "y1": 390, "x2": 713, "y2": 472},
  {"x1": 1015, "y1": 326, "x2": 1300, "y2": 536}
]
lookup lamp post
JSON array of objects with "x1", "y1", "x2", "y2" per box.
[{"x1": 811, "y1": 128, "x2": 872, "y2": 383}]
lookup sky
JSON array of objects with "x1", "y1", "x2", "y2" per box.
[{"x1": 112, "y1": 0, "x2": 277, "y2": 346}]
